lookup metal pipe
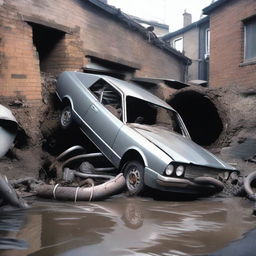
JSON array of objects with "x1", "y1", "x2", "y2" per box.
[
  {"x1": 74, "y1": 171, "x2": 114, "y2": 180},
  {"x1": 36, "y1": 173, "x2": 125, "y2": 201},
  {"x1": 56, "y1": 145, "x2": 85, "y2": 161},
  {"x1": 61, "y1": 153, "x2": 103, "y2": 168},
  {"x1": 94, "y1": 167, "x2": 116, "y2": 172}
]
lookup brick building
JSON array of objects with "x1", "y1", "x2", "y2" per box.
[
  {"x1": 162, "y1": 14, "x2": 210, "y2": 84},
  {"x1": 0, "y1": 0, "x2": 190, "y2": 104},
  {"x1": 203, "y1": 0, "x2": 256, "y2": 88}
]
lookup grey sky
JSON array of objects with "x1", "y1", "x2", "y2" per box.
[{"x1": 108, "y1": 0, "x2": 212, "y2": 31}]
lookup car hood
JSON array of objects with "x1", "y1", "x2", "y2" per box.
[{"x1": 132, "y1": 124, "x2": 235, "y2": 170}]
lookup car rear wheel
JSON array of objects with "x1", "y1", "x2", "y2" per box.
[
  {"x1": 123, "y1": 161, "x2": 146, "y2": 196},
  {"x1": 60, "y1": 105, "x2": 73, "y2": 129}
]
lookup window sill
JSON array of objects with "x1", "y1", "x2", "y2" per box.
[{"x1": 240, "y1": 59, "x2": 256, "y2": 67}]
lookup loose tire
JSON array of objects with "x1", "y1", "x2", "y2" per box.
[
  {"x1": 60, "y1": 105, "x2": 73, "y2": 129},
  {"x1": 244, "y1": 171, "x2": 256, "y2": 201},
  {"x1": 123, "y1": 161, "x2": 145, "y2": 196}
]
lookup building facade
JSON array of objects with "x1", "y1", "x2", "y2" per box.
[
  {"x1": 203, "y1": 0, "x2": 256, "y2": 88},
  {"x1": 0, "y1": 0, "x2": 189, "y2": 103},
  {"x1": 161, "y1": 14, "x2": 210, "y2": 84}
]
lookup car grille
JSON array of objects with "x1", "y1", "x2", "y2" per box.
[{"x1": 185, "y1": 165, "x2": 221, "y2": 179}]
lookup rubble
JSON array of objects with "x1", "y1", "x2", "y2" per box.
[
  {"x1": 0, "y1": 175, "x2": 28, "y2": 209},
  {"x1": 0, "y1": 72, "x2": 255, "y2": 201}
]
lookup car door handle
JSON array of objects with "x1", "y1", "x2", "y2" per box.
[{"x1": 91, "y1": 105, "x2": 98, "y2": 112}]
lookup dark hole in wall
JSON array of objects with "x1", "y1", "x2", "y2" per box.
[
  {"x1": 14, "y1": 127, "x2": 29, "y2": 149},
  {"x1": 29, "y1": 23, "x2": 65, "y2": 72},
  {"x1": 42, "y1": 125, "x2": 98, "y2": 156},
  {"x1": 168, "y1": 91, "x2": 223, "y2": 146},
  {"x1": 0, "y1": 120, "x2": 28, "y2": 149}
]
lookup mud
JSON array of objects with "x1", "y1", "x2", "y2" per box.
[
  {"x1": 1, "y1": 75, "x2": 256, "y2": 256},
  {"x1": 1, "y1": 196, "x2": 256, "y2": 256},
  {"x1": 0, "y1": 74, "x2": 255, "y2": 191},
  {"x1": 0, "y1": 73, "x2": 57, "y2": 180}
]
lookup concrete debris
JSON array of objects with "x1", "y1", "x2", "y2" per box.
[
  {"x1": 0, "y1": 175, "x2": 28, "y2": 209},
  {"x1": 0, "y1": 104, "x2": 18, "y2": 157}
]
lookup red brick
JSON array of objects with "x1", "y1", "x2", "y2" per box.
[{"x1": 208, "y1": 0, "x2": 256, "y2": 88}]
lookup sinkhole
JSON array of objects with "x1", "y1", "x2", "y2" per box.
[{"x1": 168, "y1": 90, "x2": 224, "y2": 146}]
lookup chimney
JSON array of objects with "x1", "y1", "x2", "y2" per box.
[{"x1": 183, "y1": 10, "x2": 192, "y2": 27}]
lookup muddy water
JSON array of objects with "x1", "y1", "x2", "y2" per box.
[{"x1": 0, "y1": 196, "x2": 255, "y2": 256}]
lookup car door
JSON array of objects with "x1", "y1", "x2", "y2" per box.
[{"x1": 83, "y1": 79, "x2": 123, "y2": 161}]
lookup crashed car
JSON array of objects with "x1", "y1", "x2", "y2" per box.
[{"x1": 56, "y1": 71, "x2": 238, "y2": 196}]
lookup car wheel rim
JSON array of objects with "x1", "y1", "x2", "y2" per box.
[
  {"x1": 127, "y1": 167, "x2": 141, "y2": 191},
  {"x1": 61, "y1": 109, "x2": 71, "y2": 127}
]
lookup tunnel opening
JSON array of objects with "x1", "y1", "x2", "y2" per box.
[
  {"x1": 29, "y1": 22, "x2": 66, "y2": 73},
  {"x1": 168, "y1": 91, "x2": 223, "y2": 146}
]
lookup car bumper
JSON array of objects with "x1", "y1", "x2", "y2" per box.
[{"x1": 144, "y1": 167, "x2": 224, "y2": 195}]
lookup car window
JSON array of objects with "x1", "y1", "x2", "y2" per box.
[
  {"x1": 126, "y1": 96, "x2": 184, "y2": 135},
  {"x1": 89, "y1": 79, "x2": 106, "y2": 101},
  {"x1": 89, "y1": 79, "x2": 122, "y2": 121}
]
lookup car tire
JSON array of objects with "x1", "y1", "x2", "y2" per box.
[
  {"x1": 123, "y1": 160, "x2": 146, "y2": 196},
  {"x1": 244, "y1": 171, "x2": 256, "y2": 201},
  {"x1": 60, "y1": 105, "x2": 73, "y2": 129}
]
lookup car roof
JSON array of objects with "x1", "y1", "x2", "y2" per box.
[{"x1": 69, "y1": 71, "x2": 176, "y2": 111}]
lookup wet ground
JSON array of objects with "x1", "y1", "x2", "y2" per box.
[{"x1": 0, "y1": 196, "x2": 256, "y2": 256}]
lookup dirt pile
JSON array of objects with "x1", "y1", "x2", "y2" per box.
[
  {"x1": 168, "y1": 85, "x2": 256, "y2": 176},
  {"x1": 0, "y1": 74, "x2": 255, "y2": 183},
  {"x1": 0, "y1": 73, "x2": 59, "y2": 179}
]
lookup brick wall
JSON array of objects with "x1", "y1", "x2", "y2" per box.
[
  {"x1": 0, "y1": 3, "x2": 41, "y2": 101},
  {"x1": 209, "y1": 0, "x2": 256, "y2": 88},
  {"x1": 0, "y1": 0, "x2": 185, "y2": 103}
]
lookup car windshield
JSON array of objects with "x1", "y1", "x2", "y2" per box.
[{"x1": 126, "y1": 96, "x2": 189, "y2": 137}]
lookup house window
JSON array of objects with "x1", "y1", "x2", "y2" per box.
[
  {"x1": 244, "y1": 17, "x2": 256, "y2": 61},
  {"x1": 173, "y1": 37, "x2": 183, "y2": 52},
  {"x1": 205, "y1": 29, "x2": 210, "y2": 56}
]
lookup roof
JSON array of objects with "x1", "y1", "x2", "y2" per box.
[
  {"x1": 161, "y1": 16, "x2": 209, "y2": 41},
  {"x1": 105, "y1": 76, "x2": 174, "y2": 110},
  {"x1": 131, "y1": 77, "x2": 189, "y2": 89},
  {"x1": 70, "y1": 72, "x2": 175, "y2": 110},
  {"x1": 130, "y1": 15, "x2": 169, "y2": 30},
  {"x1": 203, "y1": 0, "x2": 230, "y2": 15},
  {"x1": 86, "y1": 0, "x2": 191, "y2": 65}
]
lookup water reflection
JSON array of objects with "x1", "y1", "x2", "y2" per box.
[
  {"x1": 0, "y1": 209, "x2": 28, "y2": 253},
  {"x1": 206, "y1": 228, "x2": 256, "y2": 256},
  {"x1": 0, "y1": 196, "x2": 255, "y2": 256}
]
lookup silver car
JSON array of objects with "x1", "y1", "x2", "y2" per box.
[{"x1": 56, "y1": 71, "x2": 238, "y2": 196}]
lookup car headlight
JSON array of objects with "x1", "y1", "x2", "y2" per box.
[
  {"x1": 165, "y1": 164, "x2": 174, "y2": 176},
  {"x1": 176, "y1": 165, "x2": 185, "y2": 177}
]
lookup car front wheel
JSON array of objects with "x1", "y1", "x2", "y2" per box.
[
  {"x1": 123, "y1": 161, "x2": 146, "y2": 196},
  {"x1": 60, "y1": 105, "x2": 73, "y2": 129}
]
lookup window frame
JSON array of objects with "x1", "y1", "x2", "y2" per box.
[
  {"x1": 205, "y1": 28, "x2": 210, "y2": 56},
  {"x1": 243, "y1": 16, "x2": 256, "y2": 62},
  {"x1": 88, "y1": 78, "x2": 124, "y2": 122},
  {"x1": 172, "y1": 37, "x2": 183, "y2": 53}
]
